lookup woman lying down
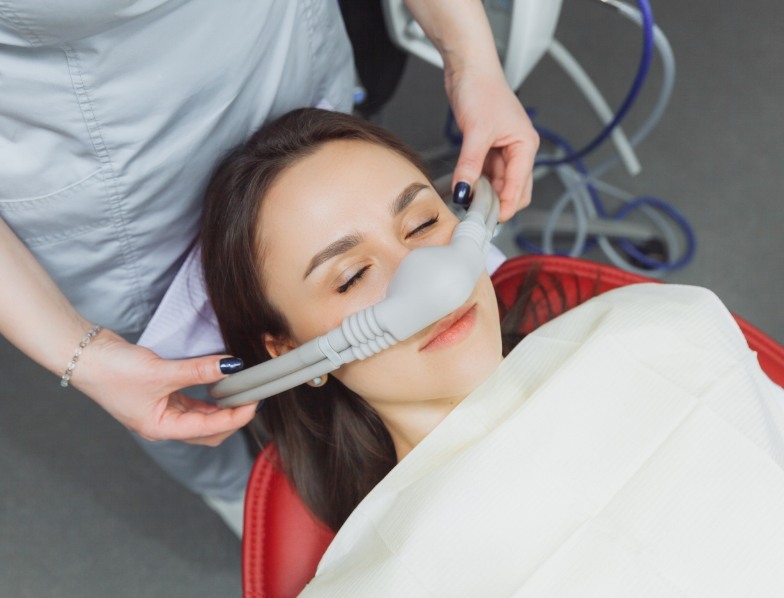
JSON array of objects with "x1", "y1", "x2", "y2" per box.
[{"x1": 201, "y1": 108, "x2": 784, "y2": 597}]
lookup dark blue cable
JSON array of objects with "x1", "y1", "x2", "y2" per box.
[
  {"x1": 535, "y1": 0, "x2": 655, "y2": 167},
  {"x1": 537, "y1": 126, "x2": 603, "y2": 213},
  {"x1": 517, "y1": 125, "x2": 697, "y2": 272},
  {"x1": 613, "y1": 197, "x2": 697, "y2": 271}
]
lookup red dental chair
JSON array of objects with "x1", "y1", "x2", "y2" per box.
[{"x1": 242, "y1": 256, "x2": 784, "y2": 598}]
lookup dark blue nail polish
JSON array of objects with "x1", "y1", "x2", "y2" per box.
[
  {"x1": 255, "y1": 401, "x2": 265, "y2": 413},
  {"x1": 453, "y1": 181, "x2": 471, "y2": 206},
  {"x1": 219, "y1": 357, "x2": 244, "y2": 374}
]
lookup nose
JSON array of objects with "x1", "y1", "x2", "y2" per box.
[{"x1": 379, "y1": 219, "x2": 459, "y2": 300}]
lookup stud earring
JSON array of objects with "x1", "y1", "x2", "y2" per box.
[{"x1": 308, "y1": 374, "x2": 328, "y2": 387}]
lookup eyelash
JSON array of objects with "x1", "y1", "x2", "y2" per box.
[
  {"x1": 338, "y1": 265, "x2": 370, "y2": 293},
  {"x1": 336, "y1": 214, "x2": 440, "y2": 294},
  {"x1": 405, "y1": 214, "x2": 439, "y2": 239}
]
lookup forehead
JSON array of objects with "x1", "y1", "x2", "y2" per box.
[{"x1": 258, "y1": 139, "x2": 428, "y2": 252}]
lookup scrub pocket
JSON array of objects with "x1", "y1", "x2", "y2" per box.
[
  {"x1": 0, "y1": 168, "x2": 140, "y2": 331},
  {"x1": 1, "y1": 169, "x2": 109, "y2": 247}
]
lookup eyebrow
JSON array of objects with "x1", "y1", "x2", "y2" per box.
[
  {"x1": 390, "y1": 182, "x2": 429, "y2": 217},
  {"x1": 303, "y1": 182, "x2": 430, "y2": 280},
  {"x1": 303, "y1": 233, "x2": 363, "y2": 280}
]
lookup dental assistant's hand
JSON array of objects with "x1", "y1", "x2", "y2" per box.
[
  {"x1": 2, "y1": 195, "x2": 255, "y2": 447},
  {"x1": 405, "y1": 0, "x2": 539, "y2": 222},
  {"x1": 402, "y1": 0, "x2": 539, "y2": 223},
  {"x1": 446, "y1": 65, "x2": 539, "y2": 222},
  {"x1": 73, "y1": 329, "x2": 257, "y2": 445}
]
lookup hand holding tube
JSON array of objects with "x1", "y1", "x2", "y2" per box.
[
  {"x1": 402, "y1": 0, "x2": 539, "y2": 222},
  {"x1": 0, "y1": 218, "x2": 256, "y2": 444},
  {"x1": 72, "y1": 330, "x2": 257, "y2": 444},
  {"x1": 447, "y1": 65, "x2": 539, "y2": 222}
]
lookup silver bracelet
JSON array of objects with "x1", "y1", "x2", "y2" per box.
[{"x1": 60, "y1": 325, "x2": 103, "y2": 388}]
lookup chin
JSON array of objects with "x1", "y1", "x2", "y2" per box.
[{"x1": 427, "y1": 339, "x2": 503, "y2": 398}]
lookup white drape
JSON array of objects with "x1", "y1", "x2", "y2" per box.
[{"x1": 302, "y1": 284, "x2": 784, "y2": 597}]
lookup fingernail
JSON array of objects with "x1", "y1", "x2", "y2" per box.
[
  {"x1": 453, "y1": 181, "x2": 471, "y2": 206},
  {"x1": 255, "y1": 401, "x2": 265, "y2": 413},
  {"x1": 219, "y1": 357, "x2": 244, "y2": 374}
]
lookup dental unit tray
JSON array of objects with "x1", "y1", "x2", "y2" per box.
[{"x1": 210, "y1": 177, "x2": 500, "y2": 407}]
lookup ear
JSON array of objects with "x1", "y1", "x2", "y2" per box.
[{"x1": 263, "y1": 333, "x2": 298, "y2": 359}]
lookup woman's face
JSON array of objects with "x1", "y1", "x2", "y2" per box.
[{"x1": 258, "y1": 139, "x2": 503, "y2": 414}]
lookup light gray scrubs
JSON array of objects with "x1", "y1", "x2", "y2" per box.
[{"x1": 0, "y1": 0, "x2": 354, "y2": 500}]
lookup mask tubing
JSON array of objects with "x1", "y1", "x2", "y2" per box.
[{"x1": 217, "y1": 359, "x2": 340, "y2": 406}]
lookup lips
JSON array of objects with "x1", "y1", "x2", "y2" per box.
[{"x1": 420, "y1": 303, "x2": 477, "y2": 351}]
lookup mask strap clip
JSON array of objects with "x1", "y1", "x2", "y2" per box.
[{"x1": 318, "y1": 335, "x2": 343, "y2": 368}]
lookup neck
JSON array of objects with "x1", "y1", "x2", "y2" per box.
[{"x1": 372, "y1": 395, "x2": 466, "y2": 461}]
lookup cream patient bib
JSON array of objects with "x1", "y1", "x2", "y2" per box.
[{"x1": 302, "y1": 284, "x2": 784, "y2": 597}]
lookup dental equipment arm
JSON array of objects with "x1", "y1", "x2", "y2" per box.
[{"x1": 209, "y1": 177, "x2": 500, "y2": 407}]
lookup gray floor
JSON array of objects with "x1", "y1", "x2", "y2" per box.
[{"x1": 2, "y1": 1, "x2": 782, "y2": 596}]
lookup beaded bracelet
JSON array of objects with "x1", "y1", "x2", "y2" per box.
[{"x1": 60, "y1": 325, "x2": 103, "y2": 388}]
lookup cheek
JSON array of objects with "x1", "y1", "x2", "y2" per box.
[
  {"x1": 331, "y1": 344, "x2": 429, "y2": 405},
  {"x1": 286, "y1": 287, "x2": 389, "y2": 346}
]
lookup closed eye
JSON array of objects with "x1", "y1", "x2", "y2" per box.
[
  {"x1": 405, "y1": 214, "x2": 439, "y2": 239},
  {"x1": 337, "y1": 265, "x2": 370, "y2": 294},
  {"x1": 337, "y1": 215, "x2": 439, "y2": 293}
]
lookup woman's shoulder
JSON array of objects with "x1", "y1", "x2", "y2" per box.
[
  {"x1": 504, "y1": 282, "x2": 755, "y2": 402},
  {"x1": 592, "y1": 283, "x2": 745, "y2": 350},
  {"x1": 597, "y1": 282, "x2": 724, "y2": 310},
  {"x1": 520, "y1": 282, "x2": 736, "y2": 340},
  {"x1": 541, "y1": 282, "x2": 743, "y2": 350}
]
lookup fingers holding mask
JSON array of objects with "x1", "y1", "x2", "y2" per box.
[{"x1": 449, "y1": 73, "x2": 539, "y2": 222}]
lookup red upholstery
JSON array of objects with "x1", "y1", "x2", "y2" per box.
[
  {"x1": 242, "y1": 256, "x2": 784, "y2": 597},
  {"x1": 242, "y1": 446, "x2": 334, "y2": 598}
]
